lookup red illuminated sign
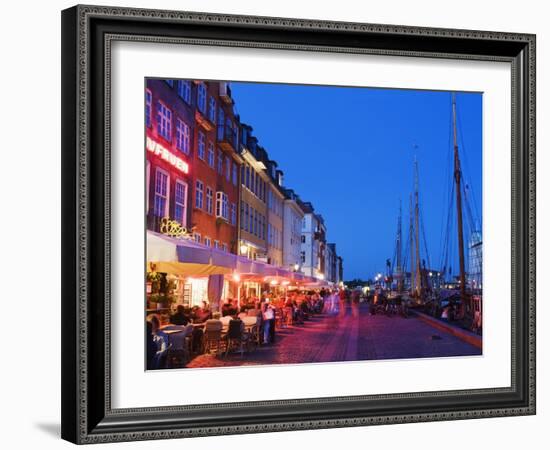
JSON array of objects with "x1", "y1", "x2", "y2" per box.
[{"x1": 146, "y1": 137, "x2": 189, "y2": 174}]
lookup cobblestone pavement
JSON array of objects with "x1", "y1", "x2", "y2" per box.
[{"x1": 186, "y1": 304, "x2": 481, "y2": 369}]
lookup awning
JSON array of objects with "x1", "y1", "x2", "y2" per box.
[{"x1": 147, "y1": 231, "x2": 235, "y2": 276}]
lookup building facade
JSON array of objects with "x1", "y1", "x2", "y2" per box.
[
  {"x1": 145, "y1": 79, "x2": 241, "y2": 253},
  {"x1": 265, "y1": 160, "x2": 285, "y2": 267},
  {"x1": 238, "y1": 124, "x2": 269, "y2": 261},
  {"x1": 468, "y1": 231, "x2": 483, "y2": 290},
  {"x1": 300, "y1": 203, "x2": 327, "y2": 279},
  {"x1": 282, "y1": 189, "x2": 305, "y2": 273},
  {"x1": 146, "y1": 79, "x2": 194, "y2": 234},
  {"x1": 325, "y1": 243, "x2": 338, "y2": 283}
]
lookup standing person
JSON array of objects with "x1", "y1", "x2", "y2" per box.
[
  {"x1": 351, "y1": 289, "x2": 360, "y2": 318},
  {"x1": 338, "y1": 288, "x2": 347, "y2": 317},
  {"x1": 262, "y1": 300, "x2": 275, "y2": 345}
]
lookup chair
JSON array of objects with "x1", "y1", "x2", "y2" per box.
[
  {"x1": 204, "y1": 319, "x2": 224, "y2": 355},
  {"x1": 225, "y1": 319, "x2": 250, "y2": 357},
  {"x1": 165, "y1": 325, "x2": 193, "y2": 368}
]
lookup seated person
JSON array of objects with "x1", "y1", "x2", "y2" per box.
[{"x1": 170, "y1": 304, "x2": 190, "y2": 326}]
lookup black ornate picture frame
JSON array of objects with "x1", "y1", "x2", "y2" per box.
[{"x1": 61, "y1": 5, "x2": 536, "y2": 444}]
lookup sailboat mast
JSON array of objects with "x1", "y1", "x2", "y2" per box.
[
  {"x1": 396, "y1": 200, "x2": 403, "y2": 292},
  {"x1": 409, "y1": 194, "x2": 415, "y2": 295},
  {"x1": 452, "y1": 93, "x2": 468, "y2": 313},
  {"x1": 414, "y1": 159, "x2": 422, "y2": 298}
]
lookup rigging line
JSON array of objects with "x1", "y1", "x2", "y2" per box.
[
  {"x1": 456, "y1": 99, "x2": 482, "y2": 226},
  {"x1": 438, "y1": 96, "x2": 454, "y2": 273},
  {"x1": 440, "y1": 169, "x2": 455, "y2": 271},
  {"x1": 462, "y1": 178, "x2": 477, "y2": 235}
]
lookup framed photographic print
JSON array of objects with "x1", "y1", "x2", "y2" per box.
[{"x1": 61, "y1": 5, "x2": 536, "y2": 444}]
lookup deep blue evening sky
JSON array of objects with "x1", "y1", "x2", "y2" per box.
[{"x1": 231, "y1": 82, "x2": 482, "y2": 281}]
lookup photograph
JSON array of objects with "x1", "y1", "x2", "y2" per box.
[{"x1": 144, "y1": 78, "x2": 483, "y2": 370}]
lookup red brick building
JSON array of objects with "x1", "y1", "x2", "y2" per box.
[{"x1": 145, "y1": 79, "x2": 241, "y2": 253}]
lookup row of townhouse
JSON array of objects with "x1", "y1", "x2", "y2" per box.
[{"x1": 145, "y1": 78, "x2": 343, "y2": 283}]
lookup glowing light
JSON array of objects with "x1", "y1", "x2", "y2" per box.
[
  {"x1": 270, "y1": 280, "x2": 278, "y2": 286},
  {"x1": 318, "y1": 273, "x2": 325, "y2": 280},
  {"x1": 146, "y1": 137, "x2": 189, "y2": 174},
  {"x1": 282, "y1": 280, "x2": 290, "y2": 286},
  {"x1": 232, "y1": 274, "x2": 241, "y2": 282},
  {"x1": 293, "y1": 263, "x2": 300, "y2": 271},
  {"x1": 240, "y1": 244, "x2": 249, "y2": 255}
]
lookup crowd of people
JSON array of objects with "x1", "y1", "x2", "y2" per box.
[{"x1": 146, "y1": 288, "x2": 340, "y2": 369}]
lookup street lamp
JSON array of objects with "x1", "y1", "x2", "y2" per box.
[
  {"x1": 293, "y1": 263, "x2": 300, "y2": 272},
  {"x1": 240, "y1": 244, "x2": 248, "y2": 255}
]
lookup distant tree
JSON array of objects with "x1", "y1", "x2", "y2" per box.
[{"x1": 344, "y1": 278, "x2": 371, "y2": 289}]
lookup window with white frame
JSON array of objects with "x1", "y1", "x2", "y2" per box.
[
  {"x1": 195, "y1": 180, "x2": 204, "y2": 209},
  {"x1": 207, "y1": 142, "x2": 215, "y2": 167},
  {"x1": 222, "y1": 243, "x2": 228, "y2": 252},
  {"x1": 214, "y1": 240, "x2": 220, "y2": 249},
  {"x1": 197, "y1": 83, "x2": 207, "y2": 113},
  {"x1": 194, "y1": 232, "x2": 201, "y2": 243},
  {"x1": 216, "y1": 191, "x2": 229, "y2": 221},
  {"x1": 225, "y1": 156, "x2": 231, "y2": 181},
  {"x1": 208, "y1": 96, "x2": 216, "y2": 123},
  {"x1": 153, "y1": 168, "x2": 169, "y2": 217},
  {"x1": 230, "y1": 203, "x2": 236, "y2": 226},
  {"x1": 217, "y1": 149, "x2": 223, "y2": 174},
  {"x1": 174, "y1": 180, "x2": 187, "y2": 226},
  {"x1": 244, "y1": 203, "x2": 249, "y2": 232},
  {"x1": 177, "y1": 80, "x2": 191, "y2": 103},
  {"x1": 176, "y1": 118, "x2": 190, "y2": 154},
  {"x1": 156, "y1": 102, "x2": 172, "y2": 141},
  {"x1": 197, "y1": 131, "x2": 206, "y2": 160},
  {"x1": 206, "y1": 186, "x2": 213, "y2": 215},
  {"x1": 145, "y1": 89, "x2": 152, "y2": 127},
  {"x1": 204, "y1": 236, "x2": 211, "y2": 247}
]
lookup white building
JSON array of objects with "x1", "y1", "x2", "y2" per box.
[
  {"x1": 282, "y1": 189, "x2": 305, "y2": 272},
  {"x1": 300, "y1": 202, "x2": 326, "y2": 279},
  {"x1": 468, "y1": 231, "x2": 482, "y2": 290}
]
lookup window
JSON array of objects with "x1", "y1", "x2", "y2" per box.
[
  {"x1": 232, "y1": 164, "x2": 238, "y2": 185},
  {"x1": 216, "y1": 191, "x2": 229, "y2": 221},
  {"x1": 176, "y1": 118, "x2": 190, "y2": 154},
  {"x1": 253, "y1": 209, "x2": 258, "y2": 236},
  {"x1": 268, "y1": 223, "x2": 272, "y2": 245},
  {"x1": 222, "y1": 243, "x2": 228, "y2": 252},
  {"x1": 244, "y1": 203, "x2": 249, "y2": 232},
  {"x1": 204, "y1": 236, "x2": 211, "y2": 247},
  {"x1": 245, "y1": 165, "x2": 250, "y2": 189},
  {"x1": 174, "y1": 180, "x2": 187, "y2": 226},
  {"x1": 301, "y1": 251, "x2": 306, "y2": 263},
  {"x1": 177, "y1": 80, "x2": 191, "y2": 103},
  {"x1": 195, "y1": 180, "x2": 204, "y2": 209},
  {"x1": 250, "y1": 170, "x2": 255, "y2": 194},
  {"x1": 145, "y1": 89, "x2": 152, "y2": 127},
  {"x1": 301, "y1": 235, "x2": 306, "y2": 243},
  {"x1": 165, "y1": 79, "x2": 174, "y2": 87},
  {"x1": 225, "y1": 156, "x2": 231, "y2": 181},
  {"x1": 214, "y1": 240, "x2": 220, "y2": 250},
  {"x1": 153, "y1": 169, "x2": 169, "y2": 217},
  {"x1": 156, "y1": 102, "x2": 172, "y2": 141},
  {"x1": 194, "y1": 233, "x2": 201, "y2": 243},
  {"x1": 230, "y1": 203, "x2": 236, "y2": 226},
  {"x1": 206, "y1": 186, "x2": 213, "y2": 215},
  {"x1": 197, "y1": 83, "x2": 207, "y2": 113},
  {"x1": 207, "y1": 142, "x2": 215, "y2": 167},
  {"x1": 197, "y1": 131, "x2": 206, "y2": 160},
  {"x1": 240, "y1": 202, "x2": 245, "y2": 230},
  {"x1": 217, "y1": 150, "x2": 223, "y2": 174},
  {"x1": 217, "y1": 107, "x2": 225, "y2": 141},
  {"x1": 208, "y1": 96, "x2": 216, "y2": 123}
]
